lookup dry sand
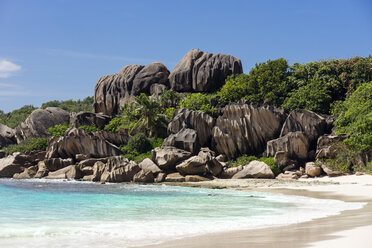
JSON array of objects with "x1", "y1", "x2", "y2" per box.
[{"x1": 137, "y1": 175, "x2": 372, "y2": 248}]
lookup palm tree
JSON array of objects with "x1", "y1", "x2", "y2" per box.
[{"x1": 132, "y1": 93, "x2": 168, "y2": 137}]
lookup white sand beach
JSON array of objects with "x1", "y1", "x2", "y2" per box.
[{"x1": 138, "y1": 175, "x2": 372, "y2": 248}]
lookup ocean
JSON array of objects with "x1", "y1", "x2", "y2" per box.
[{"x1": 0, "y1": 179, "x2": 365, "y2": 248}]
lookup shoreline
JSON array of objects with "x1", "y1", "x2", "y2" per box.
[{"x1": 137, "y1": 175, "x2": 372, "y2": 248}]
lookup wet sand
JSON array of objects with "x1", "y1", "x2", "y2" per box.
[{"x1": 137, "y1": 175, "x2": 372, "y2": 248}]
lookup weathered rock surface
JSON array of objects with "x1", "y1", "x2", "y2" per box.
[
  {"x1": 78, "y1": 158, "x2": 108, "y2": 169},
  {"x1": 15, "y1": 107, "x2": 70, "y2": 143},
  {"x1": 133, "y1": 170, "x2": 154, "y2": 183},
  {"x1": 94, "y1": 63, "x2": 170, "y2": 116},
  {"x1": 206, "y1": 159, "x2": 223, "y2": 176},
  {"x1": 45, "y1": 128, "x2": 122, "y2": 159},
  {"x1": 274, "y1": 151, "x2": 298, "y2": 171},
  {"x1": 70, "y1": 112, "x2": 111, "y2": 129},
  {"x1": 316, "y1": 135, "x2": 348, "y2": 159},
  {"x1": 185, "y1": 175, "x2": 211, "y2": 182},
  {"x1": 220, "y1": 165, "x2": 244, "y2": 179},
  {"x1": 169, "y1": 49, "x2": 242, "y2": 92},
  {"x1": 305, "y1": 162, "x2": 322, "y2": 177},
  {"x1": 165, "y1": 172, "x2": 185, "y2": 182},
  {"x1": 91, "y1": 156, "x2": 141, "y2": 183},
  {"x1": 34, "y1": 161, "x2": 48, "y2": 178},
  {"x1": 92, "y1": 130, "x2": 128, "y2": 147},
  {"x1": 45, "y1": 165, "x2": 83, "y2": 179},
  {"x1": 212, "y1": 104, "x2": 286, "y2": 158},
  {"x1": 168, "y1": 108, "x2": 215, "y2": 148},
  {"x1": 232, "y1": 161, "x2": 274, "y2": 179},
  {"x1": 44, "y1": 158, "x2": 73, "y2": 171},
  {"x1": 138, "y1": 158, "x2": 161, "y2": 174},
  {"x1": 318, "y1": 160, "x2": 343, "y2": 177},
  {"x1": 151, "y1": 146, "x2": 191, "y2": 171},
  {"x1": 163, "y1": 128, "x2": 199, "y2": 154},
  {"x1": 0, "y1": 152, "x2": 42, "y2": 178},
  {"x1": 0, "y1": 123, "x2": 16, "y2": 148},
  {"x1": 155, "y1": 172, "x2": 167, "y2": 183},
  {"x1": 280, "y1": 110, "x2": 328, "y2": 148},
  {"x1": 267, "y1": 132, "x2": 310, "y2": 160},
  {"x1": 175, "y1": 155, "x2": 208, "y2": 175},
  {"x1": 13, "y1": 165, "x2": 38, "y2": 179}
]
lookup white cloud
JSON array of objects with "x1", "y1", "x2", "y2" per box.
[
  {"x1": 0, "y1": 59, "x2": 21, "y2": 78},
  {"x1": 0, "y1": 82, "x2": 27, "y2": 96}
]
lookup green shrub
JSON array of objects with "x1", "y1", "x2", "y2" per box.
[
  {"x1": 333, "y1": 82, "x2": 372, "y2": 151},
  {"x1": 230, "y1": 155, "x2": 258, "y2": 167},
  {"x1": 218, "y1": 74, "x2": 250, "y2": 105},
  {"x1": 48, "y1": 124, "x2": 68, "y2": 137},
  {"x1": 159, "y1": 90, "x2": 181, "y2": 108},
  {"x1": 163, "y1": 107, "x2": 176, "y2": 120},
  {"x1": 179, "y1": 93, "x2": 217, "y2": 116},
  {"x1": 126, "y1": 133, "x2": 152, "y2": 154},
  {"x1": 4, "y1": 138, "x2": 48, "y2": 156},
  {"x1": 78, "y1": 124, "x2": 100, "y2": 134},
  {"x1": 120, "y1": 135, "x2": 163, "y2": 163},
  {"x1": 41, "y1": 96, "x2": 94, "y2": 113},
  {"x1": 257, "y1": 157, "x2": 280, "y2": 176},
  {"x1": 282, "y1": 77, "x2": 332, "y2": 114}
]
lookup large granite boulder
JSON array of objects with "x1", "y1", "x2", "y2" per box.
[
  {"x1": 169, "y1": 49, "x2": 243, "y2": 92},
  {"x1": 232, "y1": 161, "x2": 275, "y2": 179},
  {"x1": 163, "y1": 128, "x2": 199, "y2": 154},
  {"x1": 267, "y1": 132, "x2": 310, "y2": 160},
  {"x1": 92, "y1": 130, "x2": 128, "y2": 147},
  {"x1": 70, "y1": 112, "x2": 111, "y2": 129},
  {"x1": 0, "y1": 152, "x2": 44, "y2": 178},
  {"x1": 13, "y1": 165, "x2": 38, "y2": 179},
  {"x1": 45, "y1": 128, "x2": 122, "y2": 159},
  {"x1": 175, "y1": 155, "x2": 208, "y2": 175},
  {"x1": 138, "y1": 158, "x2": 162, "y2": 174},
  {"x1": 151, "y1": 146, "x2": 191, "y2": 171},
  {"x1": 220, "y1": 165, "x2": 244, "y2": 179},
  {"x1": 44, "y1": 158, "x2": 74, "y2": 171},
  {"x1": 168, "y1": 108, "x2": 215, "y2": 147},
  {"x1": 94, "y1": 63, "x2": 169, "y2": 116},
  {"x1": 0, "y1": 123, "x2": 16, "y2": 148},
  {"x1": 90, "y1": 156, "x2": 141, "y2": 183},
  {"x1": 305, "y1": 162, "x2": 322, "y2": 177},
  {"x1": 133, "y1": 170, "x2": 154, "y2": 183},
  {"x1": 45, "y1": 165, "x2": 83, "y2": 179},
  {"x1": 280, "y1": 110, "x2": 328, "y2": 148},
  {"x1": 15, "y1": 107, "x2": 70, "y2": 143},
  {"x1": 0, "y1": 154, "x2": 24, "y2": 178},
  {"x1": 212, "y1": 104, "x2": 286, "y2": 158}
]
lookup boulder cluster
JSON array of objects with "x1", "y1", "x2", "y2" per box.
[{"x1": 1, "y1": 49, "x2": 369, "y2": 182}]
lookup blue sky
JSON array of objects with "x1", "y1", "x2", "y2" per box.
[{"x1": 0, "y1": 0, "x2": 371, "y2": 112}]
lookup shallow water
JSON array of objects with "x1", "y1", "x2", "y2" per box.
[{"x1": 0, "y1": 179, "x2": 365, "y2": 248}]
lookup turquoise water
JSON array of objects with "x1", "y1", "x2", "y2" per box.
[{"x1": 0, "y1": 179, "x2": 365, "y2": 248}]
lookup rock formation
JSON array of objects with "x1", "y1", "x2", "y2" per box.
[
  {"x1": 167, "y1": 108, "x2": 215, "y2": 148},
  {"x1": 15, "y1": 107, "x2": 70, "y2": 143},
  {"x1": 0, "y1": 123, "x2": 16, "y2": 148},
  {"x1": 267, "y1": 131, "x2": 310, "y2": 160},
  {"x1": 212, "y1": 104, "x2": 286, "y2": 158},
  {"x1": 280, "y1": 110, "x2": 328, "y2": 148},
  {"x1": 232, "y1": 161, "x2": 275, "y2": 179},
  {"x1": 70, "y1": 111, "x2": 111, "y2": 129},
  {"x1": 169, "y1": 49, "x2": 243, "y2": 92},
  {"x1": 94, "y1": 62, "x2": 169, "y2": 116},
  {"x1": 45, "y1": 128, "x2": 122, "y2": 159}
]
